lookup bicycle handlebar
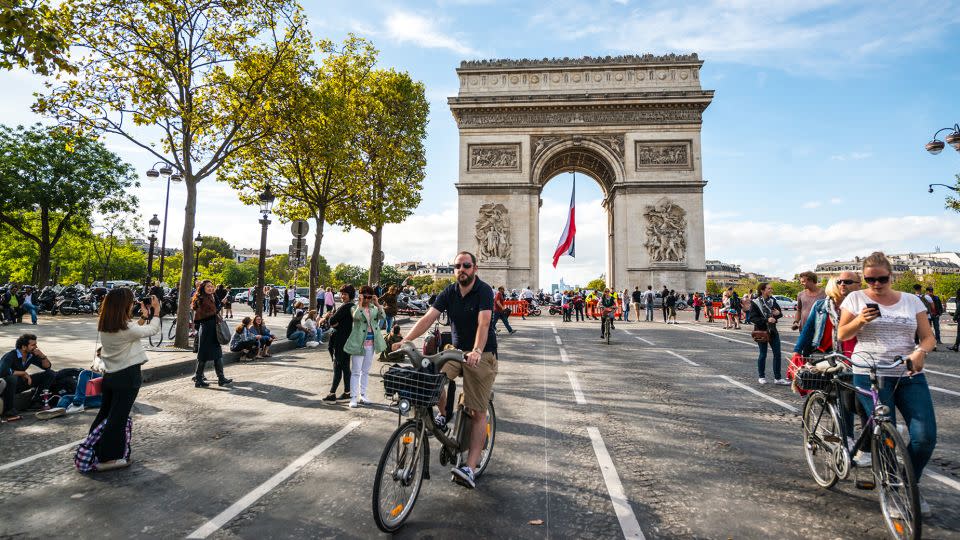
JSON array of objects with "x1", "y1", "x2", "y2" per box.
[
  {"x1": 819, "y1": 352, "x2": 911, "y2": 372},
  {"x1": 386, "y1": 341, "x2": 466, "y2": 371}
]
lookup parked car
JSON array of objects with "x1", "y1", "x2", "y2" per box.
[
  {"x1": 947, "y1": 296, "x2": 957, "y2": 317},
  {"x1": 773, "y1": 295, "x2": 797, "y2": 310}
]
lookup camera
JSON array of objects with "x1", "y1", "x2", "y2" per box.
[{"x1": 139, "y1": 295, "x2": 156, "y2": 318}]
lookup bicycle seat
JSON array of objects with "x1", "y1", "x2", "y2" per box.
[{"x1": 388, "y1": 341, "x2": 466, "y2": 371}]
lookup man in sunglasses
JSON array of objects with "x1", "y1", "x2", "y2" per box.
[{"x1": 395, "y1": 251, "x2": 497, "y2": 490}]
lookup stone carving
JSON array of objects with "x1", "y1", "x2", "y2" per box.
[
  {"x1": 594, "y1": 135, "x2": 624, "y2": 161},
  {"x1": 531, "y1": 134, "x2": 624, "y2": 165},
  {"x1": 475, "y1": 204, "x2": 511, "y2": 261},
  {"x1": 457, "y1": 107, "x2": 703, "y2": 128},
  {"x1": 538, "y1": 150, "x2": 615, "y2": 190},
  {"x1": 458, "y1": 53, "x2": 701, "y2": 70},
  {"x1": 468, "y1": 144, "x2": 520, "y2": 171},
  {"x1": 635, "y1": 141, "x2": 693, "y2": 170},
  {"x1": 643, "y1": 201, "x2": 687, "y2": 262}
]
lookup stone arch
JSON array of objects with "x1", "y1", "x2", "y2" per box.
[{"x1": 531, "y1": 139, "x2": 625, "y2": 197}]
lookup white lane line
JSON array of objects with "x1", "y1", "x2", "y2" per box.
[
  {"x1": 635, "y1": 336, "x2": 655, "y2": 346},
  {"x1": 718, "y1": 375, "x2": 799, "y2": 413},
  {"x1": 665, "y1": 350, "x2": 699, "y2": 367},
  {"x1": 186, "y1": 421, "x2": 361, "y2": 539},
  {"x1": 927, "y1": 469, "x2": 960, "y2": 493},
  {"x1": 621, "y1": 329, "x2": 632, "y2": 336},
  {"x1": 930, "y1": 385, "x2": 960, "y2": 397},
  {"x1": 555, "y1": 335, "x2": 563, "y2": 345},
  {"x1": 559, "y1": 347, "x2": 571, "y2": 363},
  {"x1": 0, "y1": 438, "x2": 84, "y2": 473},
  {"x1": 681, "y1": 325, "x2": 755, "y2": 347},
  {"x1": 552, "y1": 326, "x2": 558, "y2": 335},
  {"x1": 587, "y1": 427, "x2": 646, "y2": 540},
  {"x1": 566, "y1": 372, "x2": 587, "y2": 404},
  {"x1": 926, "y1": 369, "x2": 960, "y2": 380}
]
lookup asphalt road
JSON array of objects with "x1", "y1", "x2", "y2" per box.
[{"x1": 1, "y1": 315, "x2": 958, "y2": 539}]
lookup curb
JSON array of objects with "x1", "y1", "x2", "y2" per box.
[{"x1": 140, "y1": 337, "x2": 299, "y2": 384}]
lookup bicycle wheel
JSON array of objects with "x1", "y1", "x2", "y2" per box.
[
  {"x1": 874, "y1": 422, "x2": 921, "y2": 540},
  {"x1": 801, "y1": 391, "x2": 840, "y2": 488},
  {"x1": 606, "y1": 319, "x2": 611, "y2": 345},
  {"x1": 474, "y1": 400, "x2": 497, "y2": 479},
  {"x1": 149, "y1": 319, "x2": 164, "y2": 347},
  {"x1": 372, "y1": 420, "x2": 426, "y2": 533},
  {"x1": 167, "y1": 318, "x2": 177, "y2": 340}
]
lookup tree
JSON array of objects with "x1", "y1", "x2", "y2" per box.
[
  {"x1": 90, "y1": 214, "x2": 140, "y2": 285},
  {"x1": 424, "y1": 278, "x2": 454, "y2": 295},
  {"x1": 0, "y1": 0, "x2": 73, "y2": 75},
  {"x1": 943, "y1": 174, "x2": 960, "y2": 212},
  {"x1": 892, "y1": 270, "x2": 921, "y2": 293},
  {"x1": 586, "y1": 277, "x2": 606, "y2": 290},
  {"x1": 377, "y1": 264, "x2": 406, "y2": 287},
  {"x1": 36, "y1": 0, "x2": 309, "y2": 347},
  {"x1": 0, "y1": 124, "x2": 137, "y2": 286},
  {"x1": 221, "y1": 36, "x2": 377, "y2": 309},
  {"x1": 197, "y1": 235, "x2": 233, "y2": 266},
  {"x1": 337, "y1": 68, "x2": 428, "y2": 285},
  {"x1": 770, "y1": 281, "x2": 803, "y2": 298},
  {"x1": 331, "y1": 263, "x2": 368, "y2": 287},
  {"x1": 406, "y1": 274, "x2": 433, "y2": 291}
]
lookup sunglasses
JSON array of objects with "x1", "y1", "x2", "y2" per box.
[
  {"x1": 864, "y1": 275, "x2": 890, "y2": 284},
  {"x1": 453, "y1": 262, "x2": 474, "y2": 269},
  {"x1": 363, "y1": 294, "x2": 374, "y2": 299},
  {"x1": 836, "y1": 279, "x2": 857, "y2": 285}
]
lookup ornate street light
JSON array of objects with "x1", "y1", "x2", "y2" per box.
[
  {"x1": 193, "y1": 231, "x2": 203, "y2": 281},
  {"x1": 928, "y1": 183, "x2": 960, "y2": 194},
  {"x1": 145, "y1": 161, "x2": 183, "y2": 283},
  {"x1": 255, "y1": 185, "x2": 276, "y2": 316},
  {"x1": 925, "y1": 123, "x2": 960, "y2": 155},
  {"x1": 146, "y1": 214, "x2": 160, "y2": 288}
]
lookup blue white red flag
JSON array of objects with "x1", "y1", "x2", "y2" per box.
[{"x1": 552, "y1": 176, "x2": 576, "y2": 268}]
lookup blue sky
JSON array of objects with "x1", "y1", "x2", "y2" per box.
[{"x1": 2, "y1": 0, "x2": 960, "y2": 287}]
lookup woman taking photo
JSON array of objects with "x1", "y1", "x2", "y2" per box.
[
  {"x1": 87, "y1": 289, "x2": 161, "y2": 471},
  {"x1": 838, "y1": 252, "x2": 937, "y2": 516},
  {"x1": 344, "y1": 285, "x2": 386, "y2": 408},
  {"x1": 749, "y1": 282, "x2": 788, "y2": 385},
  {"x1": 322, "y1": 285, "x2": 355, "y2": 402},
  {"x1": 192, "y1": 280, "x2": 231, "y2": 388}
]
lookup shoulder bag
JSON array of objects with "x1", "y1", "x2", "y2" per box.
[
  {"x1": 216, "y1": 316, "x2": 231, "y2": 345},
  {"x1": 751, "y1": 298, "x2": 771, "y2": 343}
]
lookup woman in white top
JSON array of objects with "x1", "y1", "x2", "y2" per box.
[
  {"x1": 838, "y1": 251, "x2": 937, "y2": 515},
  {"x1": 89, "y1": 288, "x2": 161, "y2": 471}
]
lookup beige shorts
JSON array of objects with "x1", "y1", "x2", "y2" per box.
[{"x1": 441, "y1": 352, "x2": 498, "y2": 413}]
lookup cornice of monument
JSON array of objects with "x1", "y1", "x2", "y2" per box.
[{"x1": 457, "y1": 53, "x2": 702, "y2": 72}]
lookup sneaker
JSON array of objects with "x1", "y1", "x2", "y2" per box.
[
  {"x1": 96, "y1": 459, "x2": 129, "y2": 472},
  {"x1": 217, "y1": 378, "x2": 233, "y2": 387},
  {"x1": 758, "y1": 378, "x2": 767, "y2": 385},
  {"x1": 358, "y1": 395, "x2": 369, "y2": 405},
  {"x1": 853, "y1": 450, "x2": 872, "y2": 468},
  {"x1": 509, "y1": 330, "x2": 517, "y2": 335},
  {"x1": 348, "y1": 400, "x2": 358, "y2": 408},
  {"x1": 65, "y1": 403, "x2": 85, "y2": 415},
  {"x1": 195, "y1": 379, "x2": 210, "y2": 388},
  {"x1": 36, "y1": 407, "x2": 66, "y2": 420},
  {"x1": 451, "y1": 465, "x2": 476, "y2": 489},
  {"x1": 434, "y1": 413, "x2": 447, "y2": 429},
  {"x1": 337, "y1": 392, "x2": 351, "y2": 401},
  {"x1": 774, "y1": 378, "x2": 790, "y2": 386},
  {"x1": 322, "y1": 393, "x2": 337, "y2": 402},
  {"x1": 919, "y1": 494, "x2": 931, "y2": 517}
]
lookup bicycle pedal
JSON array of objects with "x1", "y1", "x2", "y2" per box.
[{"x1": 855, "y1": 479, "x2": 876, "y2": 490}]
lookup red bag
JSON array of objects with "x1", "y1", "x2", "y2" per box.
[
  {"x1": 85, "y1": 376, "x2": 103, "y2": 397},
  {"x1": 786, "y1": 352, "x2": 805, "y2": 381}
]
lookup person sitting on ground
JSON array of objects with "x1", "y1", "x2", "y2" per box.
[
  {"x1": 286, "y1": 311, "x2": 308, "y2": 348},
  {"x1": 0, "y1": 334, "x2": 58, "y2": 420},
  {"x1": 37, "y1": 349, "x2": 106, "y2": 420},
  {"x1": 381, "y1": 324, "x2": 403, "y2": 363},
  {"x1": 302, "y1": 310, "x2": 321, "y2": 343},
  {"x1": 229, "y1": 317, "x2": 259, "y2": 360},
  {"x1": 249, "y1": 315, "x2": 274, "y2": 357}
]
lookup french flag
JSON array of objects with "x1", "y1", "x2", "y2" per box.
[{"x1": 552, "y1": 177, "x2": 576, "y2": 268}]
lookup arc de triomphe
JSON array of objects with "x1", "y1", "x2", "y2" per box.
[{"x1": 448, "y1": 54, "x2": 713, "y2": 292}]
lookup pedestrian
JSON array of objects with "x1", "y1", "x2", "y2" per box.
[
  {"x1": 1, "y1": 334, "x2": 57, "y2": 422},
  {"x1": 302, "y1": 310, "x2": 321, "y2": 343},
  {"x1": 249, "y1": 315, "x2": 274, "y2": 357},
  {"x1": 949, "y1": 286, "x2": 960, "y2": 352},
  {"x1": 492, "y1": 286, "x2": 516, "y2": 334},
  {"x1": 631, "y1": 286, "x2": 643, "y2": 321},
  {"x1": 924, "y1": 286, "x2": 943, "y2": 346},
  {"x1": 573, "y1": 291, "x2": 585, "y2": 322},
  {"x1": 286, "y1": 310, "x2": 308, "y2": 348},
  {"x1": 229, "y1": 317, "x2": 259, "y2": 360},
  {"x1": 344, "y1": 285, "x2": 385, "y2": 408},
  {"x1": 793, "y1": 271, "x2": 825, "y2": 331},
  {"x1": 742, "y1": 289, "x2": 754, "y2": 325},
  {"x1": 285, "y1": 285, "x2": 295, "y2": 314},
  {"x1": 222, "y1": 286, "x2": 233, "y2": 319},
  {"x1": 322, "y1": 285, "x2": 355, "y2": 402},
  {"x1": 728, "y1": 288, "x2": 741, "y2": 329},
  {"x1": 84, "y1": 289, "x2": 161, "y2": 471},
  {"x1": 324, "y1": 287, "x2": 336, "y2": 315},
  {"x1": 214, "y1": 284, "x2": 228, "y2": 316},
  {"x1": 586, "y1": 291, "x2": 598, "y2": 320},
  {"x1": 19, "y1": 285, "x2": 38, "y2": 325},
  {"x1": 622, "y1": 288, "x2": 631, "y2": 322},
  {"x1": 381, "y1": 285, "x2": 399, "y2": 332},
  {"x1": 643, "y1": 285, "x2": 655, "y2": 321},
  {"x1": 660, "y1": 286, "x2": 670, "y2": 322},
  {"x1": 665, "y1": 289, "x2": 678, "y2": 324},
  {"x1": 692, "y1": 292, "x2": 703, "y2": 321},
  {"x1": 750, "y1": 283, "x2": 787, "y2": 385},
  {"x1": 838, "y1": 252, "x2": 937, "y2": 516},
  {"x1": 192, "y1": 280, "x2": 231, "y2": 388},
  {"x1": 268, "y1": 286, "x2": 280, "y2": 316}
]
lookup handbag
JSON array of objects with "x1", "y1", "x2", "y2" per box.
[
  {"x1": 85, "y1": 376, "x2": 103, "y2": 397},
  {"x1": 216, "y1": 316, "x2": 231, "y2": 345},
  {"x1": 751, "y1": 330, "x2": 770, "y2": 343}
]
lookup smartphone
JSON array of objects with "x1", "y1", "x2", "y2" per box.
[{"x1": 865, "y1": 302, "x2": 881, "y2": 317}]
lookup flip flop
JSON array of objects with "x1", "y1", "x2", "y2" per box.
[{"x1": 2, "y1": 415, "x2": 23, "y2": 423}]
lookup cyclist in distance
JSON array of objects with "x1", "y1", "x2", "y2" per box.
[
  {"x1": 599, "y1": 289, "x2": 616, "y2": 339},
  {"x1": 393, "y1": 251, "x2": 498, "y2": 490}
]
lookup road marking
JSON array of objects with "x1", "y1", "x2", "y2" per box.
[
  {"x1": 927, "y1": 469, "x2": 960, "y2": 492},
  {"x1": 566, "y1": 372, "x2": 587, "y2": 404},
  {"x1": 635, "y1": 336, "x2": 655, "y2": 346},
  {"x1": 186, "y1": 421, "x2": 361, "y2": 539},
  {"x1": 930, "y1": 385, "x2": 960, "y2": 397},
  {"x1": 587, "y1": 427, "x2": 646, "y2": 540},
  {"x1": 559, "y1": 347, "x2": 571, "y2": 363},
  {"x1": 555, "y1": 335, "x2": 563, "y2": 345},
  {"x1": 552, "y1": 326, "x2": 558, "y2": 335},
  {"x1": 0, "y1": 438, "x2": 84, "y2": 473},
  {"x1": 665, "y1": 350, "x2": 699, "y2": 366},
  {"x1": 621, "y1": 329, "x2": 632, "y2": 335},
  {"x1": 680, "y1": 325, "x2": 756, "y2": 346},
  {"x1": 926, "y1": 369, "x2": 960, "y2": 380},
  {"x1": 718, "y1": 375, "x2": 799, "y2": 413}
]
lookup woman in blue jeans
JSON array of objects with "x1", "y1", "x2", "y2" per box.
[
  {"x1": 839, "y1": 252, "x2": 937, "y2": 517},
  {"x1": 748, "y1": 283, "x2": 789, "y2": 386}
]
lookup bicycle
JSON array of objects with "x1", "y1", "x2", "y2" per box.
[
  {"x1": 600, "y1": 307, "x2": 614, "y2": 344},
  {"x1": 799, "y1": 352, "x2": 921, "y2": 539},
  {"x1": 372, "y1": 342, "x2": 496, "y2": 533}
]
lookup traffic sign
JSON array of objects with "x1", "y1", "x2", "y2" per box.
[
  {"x1": 292, "y1": 237, "x2": 307, "y2": 251},
  {"x1": 291, "y1": 219, "x2": 309, "y2": 238}
]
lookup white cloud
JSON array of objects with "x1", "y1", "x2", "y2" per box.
[
  {"x1": 829, "y1": 197, "x2": 843, "y2": 205},
  {"x1": 539, "y1": 196, "x2": 607, "y2": 287},
  {"x1": 801, "y1": 201, "x2": 822, "y2": 209},
  {"x1": 384, "y1": 11, "x2": 479, "y2": 56}
]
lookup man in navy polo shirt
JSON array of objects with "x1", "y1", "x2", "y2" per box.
[
  {"x1": 1, "y1": 333, "x2": 56, "y2": 421},
  {"x1": 396, "y1": 251, "x2": 497, "y2": 489}
]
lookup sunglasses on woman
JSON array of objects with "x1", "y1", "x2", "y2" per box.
[{"x1": 864, "y1": 275, "x2": 890, "y2": 284}]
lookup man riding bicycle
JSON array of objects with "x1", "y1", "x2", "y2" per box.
[
  {"x1": 599, "y1": 289, "x2": 616, "y2": 339},
  {"x1": 394, "y1": 251, "x2": 497, "y2": 489}
]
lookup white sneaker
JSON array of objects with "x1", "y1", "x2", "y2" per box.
[
  {"x1": 65, "y1": 403, "x2": 85, "y2": 415},
  {"x1": 774, "y1": 378, "x2": 790, "y2": 386},
  {"x1": 348, "y1": 400, "x2": 358, "y2": 408},
  {"x1": 358, "y1": 395, "x2": 369, "y2": 405},
  {"x1": 96, "y1": 458, "x2": 129, "y2": 471},
  {"x1": 919, "y1": 494, "x2": 931, "y2": 517},
  {"x1": 853, "y1": 450, "x2": 872, "y2": 468},
  {"x1": 758, "y1": 378, "x2": 767, "y2": 385}
]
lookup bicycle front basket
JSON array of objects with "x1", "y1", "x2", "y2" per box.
[
  {"x1": 796, "y1": 369, "x2": 833, "y2": 392},
  {"x1": 382, "y1": 365, "x2": 447, "y2": 407}
]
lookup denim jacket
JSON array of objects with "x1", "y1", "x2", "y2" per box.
[{"x1": 793, "y1": 297, "x2": 836, "y2": 355}]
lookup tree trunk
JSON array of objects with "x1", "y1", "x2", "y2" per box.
[
  {"x1": 174, "y1": 179, "x2": 198, "y2": 349},
  {"x1": 36, "y1": 207, "x2": 52, "y2": 286},
  {"x1": 368, "y1": 225, "x2": 383, "y2": 286},
  {"x1": 308, "y1": 215, "x2": 326, "y2": 310}
]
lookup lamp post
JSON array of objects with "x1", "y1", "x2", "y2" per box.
[
  {"x1": 928, "y1": 183, "x2": 960, "y2": 194},
  {"x1": 145, "y1": 162, "x2": 183, "y2": 283},
  {"x1": 193, "y1": 232, "x2": 203, "y2": 282},
  {"x1": 924, "y1": 124, "x2": 960, "y2": 155},
  {"x1": 255, "y1": 185, "x2": 276, "y2": 316},
  {"x1": 146, "y1": 214, "x2": 160, "y2": 288}
]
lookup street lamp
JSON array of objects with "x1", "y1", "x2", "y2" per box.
[
  {"x1": 193, "y1": 232, "x2": 203, "y2": 282},
  {"x1": 928, "y1": 183, "x2": 960, "y2": 194},
  {"x1": 255, "y1": 185, "x2": 276, "y2": 316},
  {"x1": 145, "y1": 161, "x2": 183, "y2": 283},
  {"x1": 925, "y1": 123, "x2": 960, "y2": 155},
  {"x1": 146, "y1": 214, "x2": 160, "y2": 288}
]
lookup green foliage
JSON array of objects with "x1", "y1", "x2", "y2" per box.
[
  {"x1": 892, "y1": 270, "x2": 921, "y2": 293},
  {"x1": 732, "y1": 279, "x2": 760, "y2": 295},
  {"x1": 331, "y1": 263, "x2": 368, "y2": 287},
  {"x1": 424, "y1": 278, "x2": 454, "y2": 295},
  {"x1": 929, "y1": 273, "x2": 960, "y2": 301},
  {"x1": 0, "y1": 0, "x2": 74, "y2": 75},
  {"x1": 770, "y1": 281, "x2": 803, "y2": 298},
  {"x1": 705, "y1": 279, "x2": 720, "y2": 295},
  {"x1": 585, "y1": 277, "x2": 606, "y2": 290},
  {"x1": 376, "y1": 264, "x2": 406, "y2": 287},
  {"x1": 406, "y1": 274, "x2": 433, "y2": 291},
  {"x1": 198, "y1": 236, "x2": 234, "y2": 265}
]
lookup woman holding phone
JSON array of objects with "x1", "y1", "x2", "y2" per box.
[
  {"x1": 344, "y1": 285, "x2": 386, "y2": 408},
  {"x1": 838, "y1": 251, "x2": 937, "y2": 516}
]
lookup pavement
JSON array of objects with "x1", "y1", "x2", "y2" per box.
[{"x1": 0, "y1": 310, "x2": 958, "y2": 539}]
